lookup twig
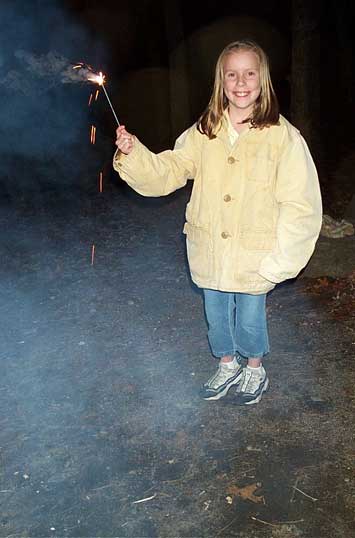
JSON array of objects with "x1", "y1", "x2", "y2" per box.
[
  {"x1": 91, "y1": 482, "x2": 118, "y2": 492},
  {"x1": 292, "y1": 486, "x2": 318, "y2": 502},
  {"x1": 251, "y1": 517, "x2": 278, "y2": 527},
  {"x1": 290, "y1": 477, "x2": 300, "y2": 503},
  {"x1": 132, "y1": 493, "x2": 156, "y2": 504},
  {"x1": 251, "y1": 516, "x2": 304, "y2": 527}
]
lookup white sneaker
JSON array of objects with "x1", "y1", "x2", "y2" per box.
[
  {"x1": 235, "y1": 366, "x2": 269, "y2": 405},
  {"x1": 201, "y1": 357, "x2": 243, "y2": 401}
]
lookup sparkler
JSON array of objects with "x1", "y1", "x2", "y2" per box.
[
  {"x1": 72, "y1": 63, "x2": 120, "y2": 126},
  {"x1": 72, "y1": 63, "x2": 117, "y2": 266},
  {"x1": 97, "y1": 78, "x2": 120, "y2": 126}
]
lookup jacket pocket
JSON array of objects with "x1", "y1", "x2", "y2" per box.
[
  {"x1": 183, "y1": 222, "x2": 212, "y2": 280},
  {"x1": 246, "y1": 144, "x2": 275, "y2": 182},
  {"x1": 239, "y1": 230, "x2": 276, "y2": 251}
]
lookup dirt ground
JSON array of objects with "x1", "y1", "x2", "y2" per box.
[{"x1": 1, "y1": 180, "x2": 354, "y2": 538}]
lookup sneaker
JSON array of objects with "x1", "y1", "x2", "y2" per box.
[
  {"x1": 202, "y1": 357, "x2": 243, "y2": 400},
  {"x1": 235, "y1": 366, "x2": 269, "y2": 405}
]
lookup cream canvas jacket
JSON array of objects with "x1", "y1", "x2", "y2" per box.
[{"x1": 113, "y1": 115, "x2": 322, "y2": 294}]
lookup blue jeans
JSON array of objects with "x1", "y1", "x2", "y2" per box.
[{"x1": 203, "y1": 289, "x2": 269, "y2": 359}]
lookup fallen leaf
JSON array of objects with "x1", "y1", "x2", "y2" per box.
[{"x1": 226, "y1": 482, "x2": 264, "y2": 504}]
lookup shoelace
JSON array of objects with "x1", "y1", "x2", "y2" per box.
[
  {"x1": 208, "y1": 364, "x2": 238, "y2": 389},
  {"x1": 239, "y1": 369, "x2": 263, "y2": 394}
]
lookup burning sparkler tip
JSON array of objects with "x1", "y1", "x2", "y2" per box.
[{"x1": 75, "y1": 61, "x2": 119, "y2": 125}]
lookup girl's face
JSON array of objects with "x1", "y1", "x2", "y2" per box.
[{"x1": 223, "y1": 50, "x2": 261, "y2": 118}]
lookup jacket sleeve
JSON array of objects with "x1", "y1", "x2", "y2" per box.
[
  {"x1": 258, "y1": 131, "x2": 322, "y2": 283},
  {"x1": 112, "y1": 125, "x2": 200, "y2": 197}
]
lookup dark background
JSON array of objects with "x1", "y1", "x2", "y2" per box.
[{"x1": 0, "y1": 0, "x2": 354, "y2": 214}]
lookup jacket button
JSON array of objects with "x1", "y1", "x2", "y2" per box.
[
  {"x1": 227, "y1": 156, "x2": 235, "y2": 164},
  {"x1": 221, "y1": 231, "x2": 229, "y2": 239},
  {"x1": 223, "y1": 194, "x2": 231, "y2": 202}
]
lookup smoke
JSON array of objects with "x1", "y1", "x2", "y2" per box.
[
  {"x1": 0, "y1": 51, "x2": 101, "y2": 96},
  {"x1": 0, "y1": 0, "x2": 109, "y2": 198}
]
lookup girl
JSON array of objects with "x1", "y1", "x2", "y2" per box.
[{"x1": 113, "y1": 40, "x2": 322, "y2": 405}]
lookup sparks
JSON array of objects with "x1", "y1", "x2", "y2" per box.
[
  {"x1": 88, "y1": 93, "x2": 93, "y2": 106},
  {"x1": 91, "y1": 244, "x2": 95, "y2": 265},
  {"x1": 99, "y1": 171, "x2": 103, "y2": 193},
  {"x1": 90, "y1": 125, "x2": 96, "y2": 144},
  {"x1": 95, "y1": 89, "x2": 99, "y2": 101},
  {"x1": 72, "y1": 62, "x2": 120, "y2": 125}
]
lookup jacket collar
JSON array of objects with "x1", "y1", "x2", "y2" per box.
[
  {"x1": 215, "y1": 109, "x2": 250, "y2": 150},
  {"x1": 215, "y1": 111, "x2": 232, "y2": 148}
]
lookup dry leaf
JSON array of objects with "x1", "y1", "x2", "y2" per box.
[{"x1": 226, "y1": 482, "x2": 264, "y2": 504}]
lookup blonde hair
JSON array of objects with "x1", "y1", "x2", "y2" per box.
[{"x1": 197, "y1": 40, "x2": 279, "y2": 139}]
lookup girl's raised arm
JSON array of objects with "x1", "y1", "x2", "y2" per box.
[{"x1": 113, "y1": 124, "x2": 200, "y2": 197}]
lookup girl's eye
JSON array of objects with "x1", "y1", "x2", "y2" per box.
[{"x1": 247, "y1": 71, "x2": 256, "y2": 77}]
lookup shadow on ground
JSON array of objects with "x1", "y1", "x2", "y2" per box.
[{"x1": 1, "y1": 182, "x2": 354, "y2": 537}]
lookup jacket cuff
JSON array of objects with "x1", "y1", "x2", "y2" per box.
[
  {"x1": 113, "y1": 138, "x2": 139, "y2": 170},
  {"x1": 113, "y1": 148, "x2": 125, "y2": 170}
]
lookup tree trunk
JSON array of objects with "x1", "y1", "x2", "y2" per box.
[
  {"x1": 163, "y1": 0, "x2": 191, "y2": 142},
  {"x1": 291, "y1": 0, "x2": 322, "y2": 176}
]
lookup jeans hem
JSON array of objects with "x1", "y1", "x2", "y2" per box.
[
  {"x1": 236, "y1": 347, "x2": 269, "y2": 359},
  {"x1": 212, "y1": 350, "x2": 237, "y2": 359}
]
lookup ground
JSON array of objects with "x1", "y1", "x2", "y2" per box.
[{"x1": 1, "y1": 181, "x2": 354, "y2": 538}]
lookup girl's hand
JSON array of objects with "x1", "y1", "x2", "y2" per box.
[{"x1": 115, "y1": 125, "x2": 135, "y2": 155}]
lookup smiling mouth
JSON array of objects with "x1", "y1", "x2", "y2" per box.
[{"x1": 234, "y1": 92, "x2": 249, "y2": 97}]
